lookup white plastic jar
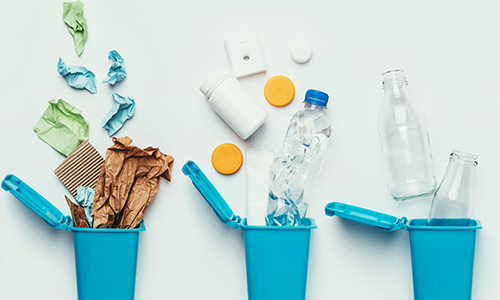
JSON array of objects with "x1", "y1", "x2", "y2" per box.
[{"x1": 200, "y1": 70, "x2": 269, "y2": 139}]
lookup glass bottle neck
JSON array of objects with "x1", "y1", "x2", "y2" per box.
[
  {"x1": 437, "y1": 151, "x2": 478, "y2": 196},
  {"x1": 450, "y1": 151, "x2": 478, "y2": 166},
  {"x1": 382, "y1": 70, "x2": 408, "y2": 90},
  {"x1": 382, "y1": 70, "x2": 410, "y2": 100}
]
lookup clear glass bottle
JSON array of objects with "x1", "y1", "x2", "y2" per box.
[
  {"x1": 378, "y1": 70, "x2": 436, "y2": 200},
  {"x1": 428, "y1": 151, "x2": 478, "y2": 226}
]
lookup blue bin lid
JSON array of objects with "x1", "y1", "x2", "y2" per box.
[
  {"x1": 182, "y1": 161, "x2": 243, "y2": 230},
  {"x1": 1, "y1": 174, "x2": 73, "y2": 231},
  {"x1": 324, "y1": 202, "x2": 408, "y2": 232}
]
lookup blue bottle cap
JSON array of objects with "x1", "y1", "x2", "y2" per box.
[{"x1": 304, "y1": 89, "x2": 329, "y2": 107}]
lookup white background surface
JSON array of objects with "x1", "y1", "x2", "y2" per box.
[{"x1": 0, "y1": 1, "x2": 499, "y2": 299}]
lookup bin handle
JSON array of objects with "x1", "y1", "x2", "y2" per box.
[{"x1": 1, "y1": 174, "x2": 72, "y2": 231}]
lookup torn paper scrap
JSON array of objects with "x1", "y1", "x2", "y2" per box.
[
  {"x1": 246, "y1": 149, "x2": 275, "y2": 226},
  {"x1": 103, "y1": 50, "x2": 127, "y2": 85},
  {"x1": 33, "y1": 99, "x2": 89, "y2": 156},
  {"x1": 54, "y1": 140, "x2": 104, "y2": 197},
  {"x1": 76, "y1": 186, "x2": 95, "y2": 226},
  {"x1": 58, "y1": 58, "x2": 97, "y2": 93},
  {"x1": 65, "y1": 196, "x2": 90, "y2": 228},
  {"x1": 92, "y1": 136, "x2": 174, "y2": 229},
  {"x1": 62, "y1": 0, "x2": 88, "y2": 56},
  {"x1": 102, "y1": 93, "x2": 135, "y2": 136}
]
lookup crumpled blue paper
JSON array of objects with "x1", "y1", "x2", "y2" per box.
[
  {"x1": 58, "y1": 58, "x2": 97, "y2": 94},
  {"x1": 103, "y1": 50, "x2": 127, "y2": 85},
  {"x1": 76, "y1": 186, "x2": 95, "y2": 226},
  {"x1": 102, "y1": 93, "x2": 135, "y2": 136}
]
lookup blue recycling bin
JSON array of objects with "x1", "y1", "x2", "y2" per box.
[
  {"x1": 183, "y1": 161, "x2": 316, "y2": 300},
  {"x1": 325, "y1": 202, "x2": 481, "y2": 300},
  {"x1": 2, "y1": 174, "x2": 144, "y2": 300}
]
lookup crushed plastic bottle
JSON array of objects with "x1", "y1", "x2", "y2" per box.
[{"x1": 266, "y1": 90, "x2": 331, "y2": 226}]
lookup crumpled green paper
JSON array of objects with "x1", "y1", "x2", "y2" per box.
[
  {"x1": 63, "y1": 0, "x2": 88, "y2": 56},
  {"x1": 33, "y1": 99, "x2": 89, "y2": 156}
]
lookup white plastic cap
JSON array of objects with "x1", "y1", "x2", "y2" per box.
[
  {"x1": 200, "y1": 69, "x2": 229, "y2": 98},
  {"x1": 290, "y1": 40, "x2": 313, "y2": 64}
]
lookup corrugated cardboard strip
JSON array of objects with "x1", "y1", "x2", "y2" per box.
[{"x1": 54, "y1": 140, "x2": 104, "y2": 198}]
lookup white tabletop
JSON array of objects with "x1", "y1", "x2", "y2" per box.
[{"x1": 0, "y1": 0, "x2": 498, "y2": 299}]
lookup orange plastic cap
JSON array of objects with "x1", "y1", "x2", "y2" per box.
[
  {"x1": 211, "y1": 143, "x2": 243, "y2": 175},
  {"x1": 264, "y1": 75, "x2": 295, "y2": 107}
]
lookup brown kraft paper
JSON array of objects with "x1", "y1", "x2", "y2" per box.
[
  {"x1": 91, "y1": 136, "x2": 174, "y2": 229},
  {"x1": 65, "y1": 196, "x2": 90, "y2": 228}
]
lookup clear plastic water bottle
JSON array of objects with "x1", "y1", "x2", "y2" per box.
[
  {"x1": 428, "y1": 151, "x2": 478, "y2": 226},
  {"x1": 378, "y1": 70, "x2": 436, "y2": 201},
  {"x1": 266, "y1": 90, "x2": 331, "y2": 226}
]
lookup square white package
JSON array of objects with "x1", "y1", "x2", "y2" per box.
[
  {"x1": 246, "y1": 149, "x2": 274, "y2": 226},
  {"x1": 225, "y1": 32, "x2": 267, "y2": 78}
]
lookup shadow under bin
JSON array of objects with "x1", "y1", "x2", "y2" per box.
[
  {"x1": 324, "y1": 202, "x2": 482, "y2": 300},
  {"x1": 2, "y1": 174, "x2": 144, "y2": 300},
  {"x1": 183, "y1": 161, "x2": 316, "y2": 300}
]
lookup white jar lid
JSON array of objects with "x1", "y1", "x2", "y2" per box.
[{"x1": 290, "y1": 40, "x2": 313, "y2": 64}]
